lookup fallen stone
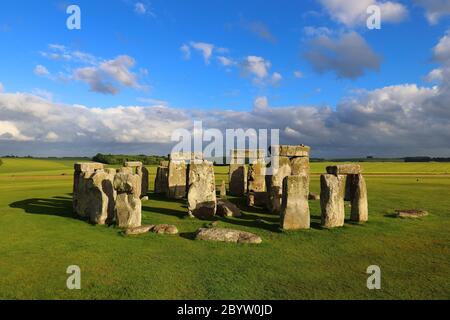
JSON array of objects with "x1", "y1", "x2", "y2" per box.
[
  {"x1": 216, "y1": 199, "x2": 241, "y2": 217},
  {"x1": 326, "y1": 164, "x2": 362, "y2": 175},
  {"x1": 152, "y1": 224, "x2": 179, "y2": 234},
  {"x1": 396, "y1": 209, "x2": 429, "y2": 218},
  {"x1": 280, "y1": 175, "x2": 310, "y2": 230},
  {"x1": 195, "y1": 228, "x2": 262, "y2": 244},
  {"x1": 320, "y1": 174, "x2": 345, "y2": 228},
  {"x1": 124, "y1": 225, "x2": 155, "y2": 235}
]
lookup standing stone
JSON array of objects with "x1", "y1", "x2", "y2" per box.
[
  {"x1": 229, "y1": 164, "x2": 247, "y2": 196},
  {"x1": 350, "y1": 174, "x2": 368, "y2": 223},
  {"x1": 113, "y1": 173, "x2": 142, "y2": 228},
  {"x1": 267, "y1": 156, "x2": 291, "y2": 214},
  {"x1": 168, "y1": 160, "x2": 187, "y2": 199},
  {"x1": 218, "y1": 180, "x2": 227, "y2": 198},
  {"x1": 136, "y1": 166, "x2": 149, "y2": 198},
  {"x1": 320, "y1": 174, "x2": 345, "y2": 228},
  {"x1": 247, "y1": 159, "x2": 267, "y2": 207},
  {"x1": 87, "y1": 169, "x2": 116, "y2": 225},
  {"x1": 280, "y1": 175, "x2": 310, "y2": 230},
  {"x1": 73, "y1": 162, "x2": 104, "y2": 216},
  {"x1": 188, "y1": 161, "x2": 216, "y2": 219},
  {"x1": 154, "y1": 165, "x2": 169, "y2": 194}
]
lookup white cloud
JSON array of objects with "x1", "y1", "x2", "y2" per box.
[
  {"x1": 303, "y1": 26, "x2": 332, "y2": 37},
  {"x1": 0, "y1": 83, "x2": 3, "y2": 93},
  {"x1": 271, "y1": 72, "x2": 283, "y2": 85},
  {"x1": 241, "y1": 56, "x2": 271, "y2": 79},
  {"x1": 414, "y1": 0, "x2": 450, "y2": 25},
  {"x1": 180, "y1": 44, "x2": 191, "y2": 60},
  {"x1": 304, "y1": 31, "x2": 381, "y2": 79},
  {"x1": 31, "y1": 88, "x2": 53, "y2": 101},
  {"x1": 318, "y1": 0, "x2": 408, "y2": 27},
  {"x1": 294, "y1": 70, "x2": 304, "y2": 78},
  {"x1": 34, "y1": 65, "x2": 49, "y2": 76},
  {"x1": 134, "y1": 2, "x2": 147, "y2": 14},
  {"x1": 189, "y1": 42, "x2": 215, "y2": 64},
  {"x1": 39, "y1": 44, "x2": 147, "y2": 95},
  {"x1": 217, "y1": 56, "x2": 235, "y2": 67}
]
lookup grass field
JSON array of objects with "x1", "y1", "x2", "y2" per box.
[{"x1": 0, "y1": 158, "x2": 449, "y2": 299}]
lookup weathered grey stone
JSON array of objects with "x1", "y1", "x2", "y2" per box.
[
  {"x1": 136, "y1": 166, "x2": 149, "y2": 198},
  {"x1": 188, "y1": 161, "x2": 217, "y2": 219},
  {"x1": 87, "y1": 170, "x2": 116, "y2": 225},
  {"x1": 247, "y1": 159, "x2": 267, "y2": 207},
  {"x1": 280, "y1": 175, "x2": 310, "y2": 230},
  {"x1": 267, "y1": 156, "x2": 291, "y2": 214},
  {"x1": 270, "y1": 145, "x2": 310, "y2": 157},
  {"x1": 308, "y1": 192, "x2": 320, "y2": 200},
  {"x1": 73, "y1": 169, "x2": 116, "y2": 225},
  {"x1": 195, "y1": 228, "x2": 262, "y2": 244},
  {"x1": 230, "y1": 149, "x2": 265, "y2": 163},
  {"x1": 160, "y1": 160, "x2": 169, "y2": 167},
  {"x1": 152, "y1": 224, "x2": 179, "y2": 235},
  {"x1": 247, "y1": 191, "x2": 268, "y2": 207},
  {"x1": 167, "y1": 160, "x2": 187, "y2": 199},
  {"x1": 74, "y1": 162, "x2": 104, "y2": 173},
  {"x1": 216, "y1": 199, "x2": 241, "y2": 217},
  {"x1": 350, "y1": 174, "x2": 368, "y2": 222},
  {"x1": 154, "y1": 166, "x2": 169, "y2": 194},
  {"x1": 113, "y1": 173, "x2": 142, "y2": 228},
  {"x1": 290, "y1": 157, "x2": 309, "y2": 176},
  {"x1": 229, "y1": 164, "x2": 247, "y2": 196},
  {"x1": 170, "y1": 152, "x2": 203, "y2": 162},
  {"x1": 395, "y1": 209, "x2": 429, "y2": 218},
  {"x1": 124, "y1": 225, "x2": 155, "y2": 235},
  {"x1": 320, "y1": 174, "x2": 346, "y2": 228},
  {"x1": 124, "y1": 161, "x2": 143, "y2": 168},
  {"x1": 73, "y1": 162, "x2": 104, "y2": 213},
  {"x1": 218, "y1": 180, "x2": 227, "y2": 198},
  {"x1": 326, "y1": 164, "x2": 362, "y2": 175},
  {"x1": 118, "y1": 167, "x2": 133, "y2": 175}
]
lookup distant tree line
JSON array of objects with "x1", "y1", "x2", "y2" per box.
[
  {"x1": 92, "y1": 153, "x2": 168, "y2": 165},
  {"x1": 404, "y1": 157, "x2": 450, "y2": 162}
]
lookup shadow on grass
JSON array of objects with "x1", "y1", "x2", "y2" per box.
[
  {"x1": 9, "y1": 196, "x2": 75, "y2": 219},
  {"x1": 142, "y1": 205, "x2": 187, "y2": 220}
]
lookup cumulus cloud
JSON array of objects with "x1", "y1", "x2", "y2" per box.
[
  {"x1": 180, "y1": 44, "x2": 191, "y2": 60},
  {"x1": 414, "y1": 0, "x2": 450, "y2": 24},
  {"x1": 241, "y1": 55, "x2": 271, "y2": 79},
  {"x1": 189, "y1": 42, "x2": 215, "y2": 64},
  {"x1": 39, "y1": 44, "x2": 147, "y2": 95},
  {"x1": 217, "y1": 56, "x2": 236, "y2": 67},
  {"x1": 34, "y1": 65, "x2": 49, "y2": 76},
  {"x1": 318, "y1": 0, "x2": 408, "y2": 27},
  {"x1": 304, "y1": 31, "x2": 381, "y2": 79}
]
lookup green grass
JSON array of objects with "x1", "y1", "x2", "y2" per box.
[{"x1": 0, "y1": 158, "x2": 449, "y2": 299}]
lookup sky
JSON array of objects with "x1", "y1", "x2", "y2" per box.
[{"x1": 0, "y1": 0, "x2": 450, "y2": 157}]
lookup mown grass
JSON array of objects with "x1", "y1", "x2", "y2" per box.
[{"x1": 0, "y1": 158, "x2": 449, "y2": 299}]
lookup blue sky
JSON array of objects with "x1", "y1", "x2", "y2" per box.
[{"x1": 1, "y1": 0, "x2": 450, "y2": 157}]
